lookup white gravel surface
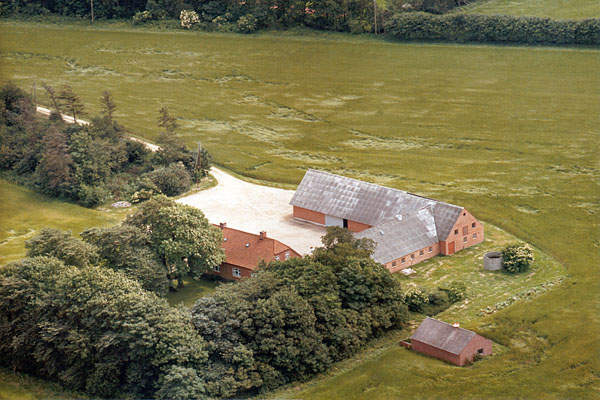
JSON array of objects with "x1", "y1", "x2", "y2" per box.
[{"x1": 177, "y1": 168, "x2": 325, "y2": 255}]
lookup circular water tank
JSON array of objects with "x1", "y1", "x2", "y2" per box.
[{"x1": 484, "y1": 252, "x2": 503, "y2": 271}]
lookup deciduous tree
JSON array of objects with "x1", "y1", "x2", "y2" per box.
[{"x1": 125, "y1": 196, "x2": 225, "y2": 288}]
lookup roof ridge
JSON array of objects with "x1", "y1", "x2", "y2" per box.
[
  {"x1": 306, "y1": 168, "x2": 408, "y2": 197},
  {"x1": 424, "y1": 317, "x2": 475, "y2": 335},
  {"x1": 306, "y1": 169, "x2": 461, "y2": 209}
]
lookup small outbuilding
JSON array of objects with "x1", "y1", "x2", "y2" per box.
[{"x1": 410, "y1": 317, "x2": 492, "y2": 366}]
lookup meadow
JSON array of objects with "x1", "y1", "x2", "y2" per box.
[
  {"x1": 0, "y1": 179, "x2": 128, "y2": 264},
  {"x1": 457, "y1": 0, "x2": 600, "y2": 20},
  {"x1": 0, "y1": 21, "x2": 599, "y2": 398}
]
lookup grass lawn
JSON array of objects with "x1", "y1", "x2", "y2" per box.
[
  {"x1": 397, "y1": 223, "x2": 564, "y2": 323},
  {"x1": 0, "y1": 368, "x2": 80, "y2": 400},
  {"x1": 166, "y1": 277, "x2": 220, "y2": 308},
  {"x1": 0, "y1": 179, "x2": 128, "y2": 264},
  {"x1": 456, "y1": 0, "x2": 600, "y2": 20},
  {"x1": 0, "y1": 21, "x2": 598, "y2": 398}
]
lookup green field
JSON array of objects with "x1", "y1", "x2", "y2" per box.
[
  {"x1": 1, "y1": 22, "x2": 599, "y2": 398},
  {"x1": 0, "y1": 179, "x2": 128, "y2": 264},
  {"x1": 457, "y1": 0, "x2": 600, "y2": 20}
]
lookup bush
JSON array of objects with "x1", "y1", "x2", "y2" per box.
[
  {"x1": 76, "y1": 183, "x2": 111, "y2": 207},
  {"x1": 236, "y1": 14, "x2": 258, "y2": 33},
  {"x1": 385, "y1": 12, "x2": 600, "y2": 46},
  {"x1": 404, "y1": 287, "x2": 429, "y2": 312},
  {"x1": 145, "y1": 162, "x2": 191, "y2": 196},
  {"x1": 133, "y1": 10, "x2": 154, "y2": 24},
  {"x1": 439, "y1": 281, "x2": 467, "y2": 303},
  {"x1": 502, "y1": 243, "x2": 534, "y2": 273},
  {"x1": 180, "y1": 10, "x2": 199, "y2": 29}
]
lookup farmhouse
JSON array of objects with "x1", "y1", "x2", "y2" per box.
[
  {"x1": 213, "y1": 223, "x2": 301, "y2": 280},
  {"x1": 290, "y1": 169, "x2": 483, "y2": 271},
  {"x1": 410, "y1": 317, "x2": 492, "y2": 366}
]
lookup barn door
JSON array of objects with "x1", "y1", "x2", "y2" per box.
[{"x1": 448, "y1": 241, "x2": 455, "y2": 255}]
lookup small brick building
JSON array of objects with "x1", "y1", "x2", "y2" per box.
[
  {"x1": 411, "y1": 317, "x2": 492, "y2": 366},
  {"x1": 213, "y1": 224, "x2": 300, "y2": 280},
  {"x1": 290, "y1": 169, "x2": 484, "y2": 272}
]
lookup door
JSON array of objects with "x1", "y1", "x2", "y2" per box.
[
  {"x1": 325, "y1": 215, "x2": 344, "y2": 227},
  {"x1": 447, "y1": 241, "x2": 455, "y2": 255},
  {"x1": 343, "y1": 219, "x2": 348, "y2": 229}
]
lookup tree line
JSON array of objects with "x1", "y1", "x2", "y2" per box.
[
  {"x1": 0, "y1": 222, "x2": 467, "y2": 398},
  {"x1": 0, "y1": 82, "x2": 211, "y2": 207}
]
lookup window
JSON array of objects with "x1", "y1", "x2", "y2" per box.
[
  {"x1": 285, "y1": 251, "x2": 290, "y2": 260},
  {"x1": 463, "y1": 236, "x2": 468, "y2": 243},
  {"x1": 428, "y1": 247, "x2": 433, "y2": 253},
  {"x1": 275, "y1": 255, "x2": 280, "y2": 261},
  {"x1": 477, "y1": 348, "x2": 484, "y2": 355},
  {"x1": 213, "y1": 264, "x2": 221, "y2": 272},
  {"x1": 463, "y1": 212, "x2": 466, "y2": 216},
  {"x1": 392, "y1": 261, "x2": 396, "y2": 267},
  {"x1": 411, "y1": 254, "x2": 415, "y2": 259},
  {"x1": 463, "y1": 226, "x2": 468, "y2": 235},
  {"x1": 472, "y1": 222, "x2": 476, "y2": 228},
  {"x1": 419, "y1": 250, "x2": 424, "y2": 256},
  {"x1": 401, "y1": 258, "x2": 406, "y2": 264},
  {"x1": 473, "y1": 233, "x2": 477, "y2": 239},
  {"x1": 232, "y1": 268, "x2": 241, "y2": 278},
  {"x1": 454, "y1": 229, "x2": 459, "y2": 235}
]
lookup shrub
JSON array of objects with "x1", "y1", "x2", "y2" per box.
[
  {"x1": 502, "y1": 243, "x2": 534, "y2": 273},
  {"x1": 404, "y1": 287, "x2": 429, "y2": 312},
  {"x1": 133, "y1": 10, "x2": 153, "y2": 24},
  {"x1": 236, "y1": 14, "x2": 258, "y2": 33},
  {"x1": 180, "y1": 10, "x2": 199, "y2": 29},
  {"x1": 385, "y1": 12, "x2": 600, "y2": 46},
  {"x1": 439, "y1": 281, "x2": 467, "y2": 303},
  {"x1": 145, "y1": 162, "x2": 191, "y2": 196},
  {"x1": 76, "y1": 183, "x2": 111, "y2": 207}
]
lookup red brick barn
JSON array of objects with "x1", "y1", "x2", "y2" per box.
[
  {"x1": 212, "y1": 224, "x2": 301, "y2": 280},
  {"x1": 410, "y1": 317, "x2": 492, "y2": 366},
  {"x1": 289, "y1": 169, "x2": 484, "y2": 272}
]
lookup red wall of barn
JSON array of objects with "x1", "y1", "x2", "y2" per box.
[
  {"x1": 411, "y1": 340, "x2": 460, "y2": 366},
  {"x1": 385, "y1": 242, "x2": 440, "y2": 273},
  {"x1": 440, "y1": 208, "x2": 484, "y2": 255},
  {"x1": 347, "y1": 220, "x2": 372, "y2": 233},
  {"x1": 459, "y1": 334, "x2": 493, "y2": 365},
  {"x1": 293, "y1": 206, "x2": 325, "y2": 225}
]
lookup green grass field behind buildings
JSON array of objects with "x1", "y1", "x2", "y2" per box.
[{"x1": 0, "y1": 20, "x2": 598, "y2": 399}]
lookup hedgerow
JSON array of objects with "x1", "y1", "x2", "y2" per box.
[{"x1": 385, "y1": 12, "x2": 600, "y2": 45}]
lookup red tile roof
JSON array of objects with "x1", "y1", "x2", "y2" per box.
[{"x1": 217, "y1": 226, "x2": 300, "y2": 270}]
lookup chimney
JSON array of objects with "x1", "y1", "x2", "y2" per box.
[
  {"x1": 219, "y1": 222, "x2": 226, "y2": 229},
  {"x1": 259, "y1": 231, "x2": 266, "y2": 240},
  {"x1": 452, "y1": 323, "x2": 460, "y2": 328}
]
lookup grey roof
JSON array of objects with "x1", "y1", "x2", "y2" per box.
[
  {"x1": 432, "y1": 202, "x2": 463, "y2": 241},
  {"x1": 355, "y1": 206, "x2": 438, "y2": 264},
  {"x1": 411, "y1": 317, "x2": 477, "y2": 355},
  {"x1": 290, "y1": 169, "x2": 463, "y2": 240}
]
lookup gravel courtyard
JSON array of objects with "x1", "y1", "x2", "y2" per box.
[{"x1": 177, "y1": 168, "x2": 325, "y2": 255}]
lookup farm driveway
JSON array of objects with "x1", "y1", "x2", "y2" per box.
[{"x1": 177, "y1": 168, "x2": 325, "y2": 255}]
